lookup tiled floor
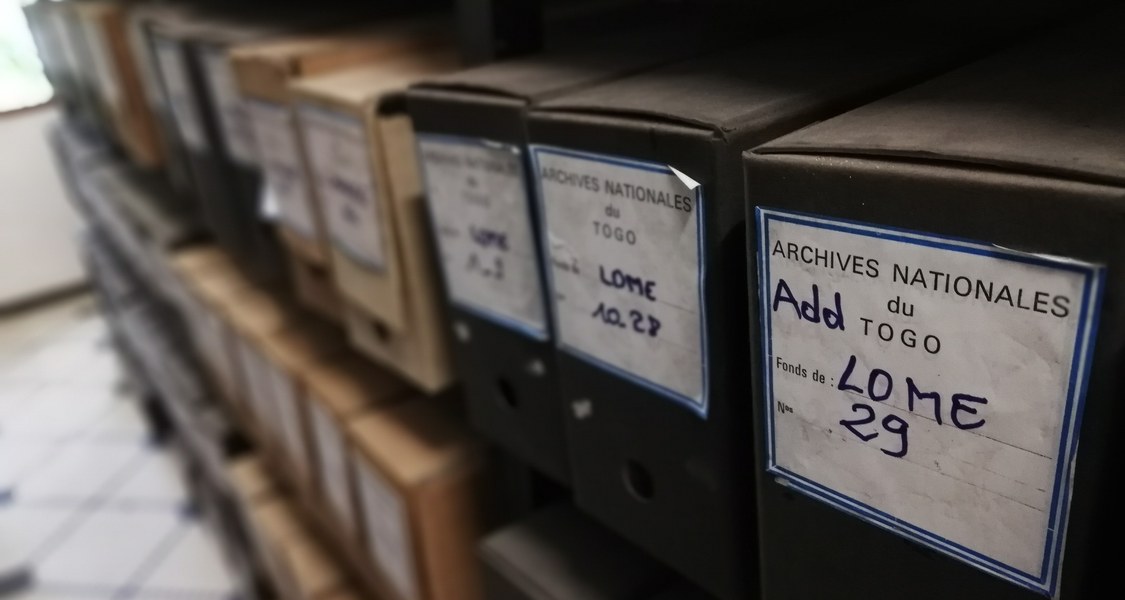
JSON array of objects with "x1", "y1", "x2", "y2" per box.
[{"x1": 0, "y1": 295, "x2": 235, "y2": 600}]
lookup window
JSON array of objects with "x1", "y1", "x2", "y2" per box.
[{"x1": 0, "y1": 0, "x2": 53, "y2": 112}]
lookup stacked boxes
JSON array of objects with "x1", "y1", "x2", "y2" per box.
[
  {"x1": 302, "y1": 356, "x2": 410, "y2": 537},
  {"x1": 348, "y1": 398, "x2": 486, "y2": 600},
  {"x1": 405, "y1": 24, "x2": 726, "y2": 485},
  {"x1": 523, "y1": 4, "x2": 1045, "y2": 596},
  {"x1": 230, "y1": 19, "x2": 449, "y2": 321}
]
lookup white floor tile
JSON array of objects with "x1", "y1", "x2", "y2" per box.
[
  {"x1": 0, "y1": 438, "x2": 59, "y2": 491},
  {"x1": 132, "y1": 522, "x2": 236, "y2": 598},
  {"x1": 81, "y1": 398, "x2": 149, "y2": 442},
  {"x1": 0, "y1": 504, "x2": 79, "y2": 568},
  {"x1": 107, "y1": 450, "x2": 187, "y2": 507},
  {"x1": 4, "y1": 586, "x2": 114, "y2": 599},
  {"x1": 2, "y1": 383, "x2": 118, "y2": 440},
  {"x1": 17, "y1": 442, "x2": 144, "y2": 504},
  {"x1": 35, "y1": 509, "x2": 180, "y2": 589},
  {"x1": 0, "y1": 381, "x2": 42, "y2": 421}
]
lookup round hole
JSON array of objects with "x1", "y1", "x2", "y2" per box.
[
  {"x1": 496, "y1": 378, "x2": 519, "y2": 409},
  {"x1": 370, "y1": 320, "x2": 391, "y2": 343},
  {"x1": 623, "y1": 459, "x2": 655, "y2": 502}
]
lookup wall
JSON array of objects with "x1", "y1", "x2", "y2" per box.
[{"x1": 0, "y1": 105, "x2": 85, "y2": 308}]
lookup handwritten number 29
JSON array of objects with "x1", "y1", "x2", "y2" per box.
[{"x1": 839, "y1": 404, "x2": 909, "y2": 458}]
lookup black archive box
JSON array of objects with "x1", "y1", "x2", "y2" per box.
[
  {"x1": 405, "y1": 24, "x2": 728, "y2": 486},
  {"x1": 478, "y1": 503, "x2": 673, "y2": 600},
  {"x1": 745, "y1": 10, "x2": 1123, "y2": 600},
  {"x1": 524, "y1": 3, "x2": 1054, "y2": 597},
  {"x1": 147, "y1": 15, "x2": 293, "y2": 285}
]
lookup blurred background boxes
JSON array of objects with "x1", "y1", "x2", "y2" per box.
[
  {"x1": 302, "y1": 356, "x2": 411, "y2": 539},
  {"x1": 348, "y1": 398, "x2": 486, "y2": 600},
  {"x1": 292, "y1": 52, "x2": 462, "y2": 393}
]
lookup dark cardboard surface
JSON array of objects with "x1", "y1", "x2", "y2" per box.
[
  {"x1": 525, "y1": 3, "x2": 1057, "y2": 597},
  {"x1": 478, "y1": 504, "x2": 672, "y2": 600},
  {"x1": 757, "y1": 9, "x2": 1125, "y2": 188},
  {"x1": 744, "y1": 10, "x2": 1124, "y2": 600},
  {"x1": 406, "y1": 22, "x2": 728, "y2": 487}
]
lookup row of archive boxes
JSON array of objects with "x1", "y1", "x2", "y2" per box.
[{"x1": 38, "y1": 0, "x2": 1125, "y2": 599}]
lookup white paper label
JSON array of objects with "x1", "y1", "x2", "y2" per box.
[
  {"x1": 310, "y1": 399, "x2": 354, "y2": 530},
  {"x1": 534, "y1": 147, "x2": 704, "y2": 412},
  {"x1": 756, "y1": 208, "x2": 1102, "y2": 596},
  {"x1": 266, "y1": 362, "x2": 309, "y2": 478},
  {"x1": 355, "y1": 459, "x2": 417, "y2": 600},
  {"x1": 418, "y1": 135, "x2": 546, "y2": 337},
  {"x1": 248, "y1": 100, "x2": 316, "y2": 239},
  {"x1": 298, "y1": 105, "x2": 387, "y2": 270},
  {"x1": 153, "y1": 38, "x2": 207, "y2": 152},
  {"x1": 200, "y1": 47, "x2": 258, "y2": 166}
]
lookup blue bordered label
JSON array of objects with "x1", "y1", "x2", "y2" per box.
[
  {"x1": 417, "y1": 134, "x2": 549, "y2": 340},
  {"x1": 532, "y1": 145, "x2": 708, "y2": 416},
  {"x1": 756, "y1": 207, "x2": 1103, "y2": 596},
  {"x1": 297, "y1": 104, "x2": 388, "y2": 273}
]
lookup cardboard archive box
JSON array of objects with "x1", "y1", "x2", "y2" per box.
[
  {"x1": 220, "y1": 288, "x2": 305, "y2": 432},
  {"x1": 302, "y1": 355, "x2": 410, "y2": 538},
  {"x1": 72, "y1": 1, "x2": 163, "y2": 167},
  {"x1": 171, "y1": 246, "x2": 255, "y2": 405},
  {"x1": 347, "y1": 398, "x2": 486, "y2": 600},
  {"x1": 145, "y1": 12, "x2": 299, "y2": 285},
  {"x1": 478, "y1": 503, "x2": 674, "y2": 600},
  {"x1": 290, "y1": 51, "x2": 461, "y2": 393},
  {"x1": 744, "y1": 10, "x2": 1124, "y2": 600},
  {"x1": 126, "y1": 2, "x2": 202, "y2": 200},
  {"x1": 405, "y1": 24, "x2": 727, "y2": 485},
  {"x1": 230, "y1": 18, "x2": 449, "y2": 319},
  {"x1": 523, "y1": 3, "x2": 1053, "y2": 596}
]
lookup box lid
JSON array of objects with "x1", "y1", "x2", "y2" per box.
[
  {"x1": 226, "y1": 456, "x2": 278, "y2": 503},
  {"x1": 250, "y1": 497, "x2": 307, "y2": 546},
  {"x1": 258, "y1": 322, "x2": 346, "y2": 375},
  {"x1": 754, "y1": 9, "x2": 1125, "y2": 188},
  {"x1": 535, "y1": 2, "x2": 1053, "y2": 137},
  {"x1": 223, "y1": 288, "x2": 302, "y2": 337},
  {"x1": 348, "y1": 398, "x2": 481, "y2": 488},
  {"x1": 410, "y1": 22, "x2": 726, "y2": 104},
  {"x1": 302, "y1": 354, "x2": 410, "y2": 417},
  {"x1": 291, "y1": 49, "x2": 461, "y2": 111},
  {"x1": 479, "y1": 503, "x2": 672, "y2": 600},
  {"x1": 190, "y1": 268, "x2": 254, "y2": 311},
  {"x1": 278, "y1": 536, "x2": 348, "y2": 600},
  {"x1": 230, "y1": 17, "x2": 450, "y2": 100},
  {"x1": 169, "y1": 245, "x2": 236, "y2": 277}
]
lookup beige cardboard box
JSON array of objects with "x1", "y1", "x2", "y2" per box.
[
  {"x1": 302, "y1": 355, "x2": 410, "y2": 539},
  {"x1": 230, "y1": 18, "x2": 448, "y2": 267},
  {"x1": 348, "y1": 398, "x2": 485, "y2": 600},
  {"x1": 290, "y1": 52, "x2": 459, "y2": 393},
  {"x1": 273, "y1": 533, "x2": 349, "y2": 600},
  {"x1": 248, "y1": 323, "x2": 347, "y2": 487},
  {"x1": 172, "y1": 248, "x2": 255, "y2": 403},
  {"x1": 246, "y1": 497, "x2": 312, "y2": 594},
  {"x1": 222, "y1": 288, "x2": 305, "y2": 429},
  {"x1": 74, "y1": 1, "x2": 163, "y2": 167}
]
